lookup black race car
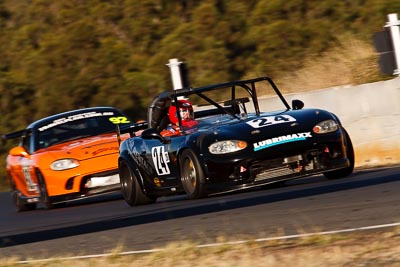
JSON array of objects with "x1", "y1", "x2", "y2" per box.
[{"x1": 118, "y1": 76, "x2": 354, "y2": 206}]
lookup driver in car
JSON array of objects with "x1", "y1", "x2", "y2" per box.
[{"x1": 161, "y1": 99, "x2": 198, "y2": 137}]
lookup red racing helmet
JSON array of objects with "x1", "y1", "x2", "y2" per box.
[{"x1": 168, "y1": 99, "x2": 195, "y2": 125}]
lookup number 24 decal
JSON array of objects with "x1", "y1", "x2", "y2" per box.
[
  {"x1": 246, "y1": 115, "x2": 296, "y2": 128},
  {"x1": 152, "y1": 146, "x2": 171, "y2": 176}
]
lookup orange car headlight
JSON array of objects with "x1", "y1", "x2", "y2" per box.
[{"x1": 50, "y1": 159, "x2": 80, "y2": 171}]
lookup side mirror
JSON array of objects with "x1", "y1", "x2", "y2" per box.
[
  {"x1": 9, "y1": 146, "x2": 29, "y2": 157},
  {"x1": 141, "y1": 128, "x2": 168, "y2": 143},
  {"x1": 292, "y1": 99, "x2": 304, "y2": 110}
]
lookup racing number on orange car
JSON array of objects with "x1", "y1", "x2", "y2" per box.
[
  {"x1": 22, "y1": 164, "x2": 36, "y2": 191},
  {"x1": 109, "y1": 116, "x2": 131, "y2": 124}
]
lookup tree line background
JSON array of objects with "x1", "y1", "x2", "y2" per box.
[{"x1": 0, "y1": 0, "x2": 399, "y2": 190}]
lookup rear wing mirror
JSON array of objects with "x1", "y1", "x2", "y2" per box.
[
  {"x1": 292, "y1": 99, "x2": 304, "y2": 110},
  {"x1": 9, "y1": 146, "x2": 29, "y2": 157},
  {"x1": 141, "y1": 128, "x2": 169, "y2": 144}
]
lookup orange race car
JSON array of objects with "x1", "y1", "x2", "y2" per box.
[{"x1": 2, "y1": 106, "x2": 136, "y2": 211}]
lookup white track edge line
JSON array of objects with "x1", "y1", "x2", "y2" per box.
[{"x1": 15, "y1": 221, "x2": 400, "y2": 264}]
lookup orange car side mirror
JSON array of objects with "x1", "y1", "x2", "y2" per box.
[{"x1": 9, "y1": 146, "x2": 29, "y2": 157}]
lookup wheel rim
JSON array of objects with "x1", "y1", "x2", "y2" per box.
[
  {"x1": 37, "y1": 172, "x2": 50, "y2": 204},
  {"x1": 182, "y1": 157, "x2": 197, "y2": 194},
  {"x1": 39, "y1": 180, "x2": 48, "y2": 202},
  {"x1": 121, "y1": 165, "x2": 133, "y2": 200},
  {"x1": 10, "y1": 180, "x2": 17, "y2": 204},
  {"x1": 12, "y1": 191, "x2": 19, "y2": 207}
]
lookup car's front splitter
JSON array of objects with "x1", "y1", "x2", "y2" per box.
[{"x1": 204, "y1": 157, "x2": 350, "y2": 194}]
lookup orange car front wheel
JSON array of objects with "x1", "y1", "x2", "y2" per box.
[{"x1": 36, "y1": 169, "x2": 55, "y2": 209}]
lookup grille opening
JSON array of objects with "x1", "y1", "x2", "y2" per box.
[
  {"x1": 249, "y1": 149, "x2": 326, "y2": 182},
  {"x1": 65, "y1": 177, "x2": 74, "y2": 190}
]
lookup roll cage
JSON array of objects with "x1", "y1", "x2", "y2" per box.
[{"x1": 147, "y1": 76, "x2": 292, "y2": 133}]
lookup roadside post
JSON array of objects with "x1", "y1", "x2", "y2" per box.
[
  {"x1": 372, "y1": 13, "x2": 400, "y2": 76},
  {"x1": 167, "y1": 58, "x2": 183, "y2": 90},
  {"x1": 386, "y1": 13, "x2": 400, "y2": 76},
  {"x1": 167, "y1": 58, "x2": 191, "y2": 100}
]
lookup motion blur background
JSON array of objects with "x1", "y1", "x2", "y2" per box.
[{"x1": 1, "y1": 0, "x2": 399, "y2": 191}]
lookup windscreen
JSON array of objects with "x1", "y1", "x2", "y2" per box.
[{"x1": 35, "y1": 110, "x2": 130, "y2": 149}]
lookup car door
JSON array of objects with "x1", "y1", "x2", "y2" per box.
[{"x1": 141, "y1": 134, "x2": 186, "y2": 188}]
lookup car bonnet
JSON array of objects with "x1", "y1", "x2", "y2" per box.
[
  {"x1": 36, "y1": 133, "x2": 121, "y2": 160},
  {"x1": 200, "y1": 108, "x2": 336, "y2": 138}
]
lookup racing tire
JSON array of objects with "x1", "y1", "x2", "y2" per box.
[
  {"x1": 180, "y1": 149, "x2": 207, "y2": 199},
  {"x1": 119, "y1": 160, "x2": 156, "y2": 206},
  {"x1": 36, "y1": 169, "x2": 56, "y2": 209},
  {"x1": 10, "y1": 178, "x2": 36, "y2": 212},
  {"x1": 323, "y1": 129, "x2": 355, "y2": 179}
]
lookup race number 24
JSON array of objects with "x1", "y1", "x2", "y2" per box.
[
  {"x1": 151, "y1": 146, "x2": 171, "y2": 176},
  {"x1": 246, "y1": 115, "x2": 296, "y2": 128}
]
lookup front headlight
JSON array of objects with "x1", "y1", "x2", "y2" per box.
[
  {"x1": 209, "y1": 140, "x2": 247, "y2": 154},
  {"x1": 313, "y1": 119, "x2": 339, "y2": 134},
  {"x1": 50, "y1": 159, "x2": 80, "y2": 171}
]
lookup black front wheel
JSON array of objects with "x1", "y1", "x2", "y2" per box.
[
  {"x1": 180, "y1": 149, "x2": 207, "y2": 199},
  {"x1": 323, "y1": 129, "x2": 355, "y2": 179},
  {"x1": 119, "y1": 160, "x2": 156, "y2": 206},
  {"x1": 36, "y1": 169, "x2": 55, "y2": 209}
]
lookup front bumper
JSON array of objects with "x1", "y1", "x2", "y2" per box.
[
  {"x1": 204, "y1": 134, "x2": 350, "y2": 189},
  {"x1": 47, "y1": 182, "x2": 121, "y2": 205}
]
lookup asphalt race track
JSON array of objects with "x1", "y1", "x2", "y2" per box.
[{"x1": 0, "y1": 165, "x2": 399, "y2": 260}]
